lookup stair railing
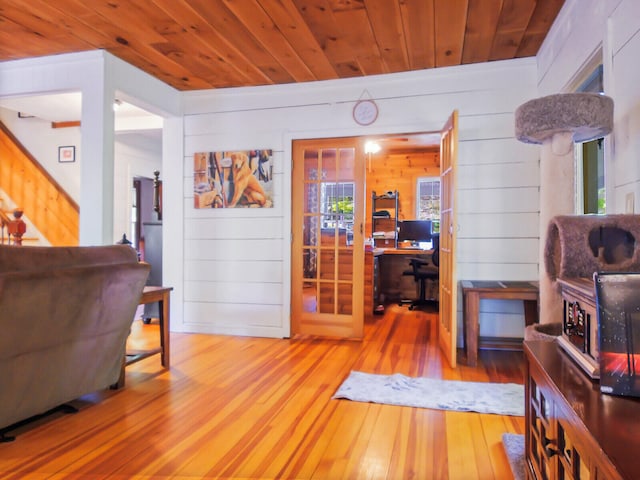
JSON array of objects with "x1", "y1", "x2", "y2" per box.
[{"x1": 0, "y1": 208, "x2": 27, "y2": 245}]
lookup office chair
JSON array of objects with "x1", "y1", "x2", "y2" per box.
[{"x1": 402, "y1": 235, "x2": 439, "y2": 310}]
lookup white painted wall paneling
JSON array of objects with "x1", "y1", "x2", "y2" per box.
[
  {"x1": 457, "y1": 263, "x2": 539, "y2": 282},
  {"x1": 185, "y1": 259, "x2": 283, "y2": 283},
  {"x1": 183, "y1": 302, "x2": 283, "y2": 335},
  {"x1": 458, "y1": 187, "x2": 540, "y2": 214},
  {"x1": 458, "y1": 213, "x2": 539, "y2": 238},
  {"x1": 181, "y1": 58, "x2": 539, "y2": 338},
  {"x1": 185, "y1": 280, "x2": 282, "y2": 305},
  {"x1": 458, "y1": 162, "x2": 539, "y2": 189},
  {"x1": 537, "y1": 0, "x2": 621, "y2": 94}
]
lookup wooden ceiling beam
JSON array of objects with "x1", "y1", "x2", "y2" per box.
[
  {"x1": 461, "y1": 0, "x2": 504, "y2": 65},
  {"x1": 150, "y1": 0, "x2": 273, "y2": 88},
  {"x1": 434, "y1": 0, "x2": 469, "y2": 68},
  {"x1": 363, "y1": 0, "x2": 410, "y2": 74},
  {"x1": 489, "y1": 0, "x2": 537, "y2": 60},
  {"x1": 400, "y1": 0, "x2": 436, "y2": 70},
  {"x1": 331, "y1": 7, "x2": 385, "y2": 77},
  {"x1": 516, "y1": 0, "x2": 565, "y2": 57},
  {"x1": 0, "y1": 0, "x2": 566, "y2": 91},
  {"x1": 222, "y1": 0, "x2": 317, "y2": 83},
  {"x1": 0, "y1": 3, "x2": 92, "y2": 57},
  {"x1": 256, "y1": 0, "x2": 338, "y2": 81},
  {"x1": 293, "y1": 0, "x2": 366, "y2": 78},
  {"x1": 187, "y1": 0, "x2": 294, "y2": 85}
]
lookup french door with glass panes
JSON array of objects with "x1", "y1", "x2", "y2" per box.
[
  {"x1": 291, "y1": 138, "x2": 365, "y2": 338},
  {"x1": 439, "y1": 110, "x2": 459, "y2": 368}
]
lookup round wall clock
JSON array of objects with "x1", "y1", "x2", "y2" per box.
[{"x1": 352, "y1": 99, "x2": 379, "y2": 126}]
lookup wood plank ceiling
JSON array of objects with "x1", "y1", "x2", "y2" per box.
[{"x1": 0, "y1": 0, "x2": 565, "y2": 92}]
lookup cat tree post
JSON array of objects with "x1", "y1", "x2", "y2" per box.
[{"x1": 515, "y1": 93, "x2": 613, "y2": 323}]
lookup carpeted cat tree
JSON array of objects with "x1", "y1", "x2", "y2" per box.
[{"x1": 515, "y1": 93, "x2": 614, "y2": 323}]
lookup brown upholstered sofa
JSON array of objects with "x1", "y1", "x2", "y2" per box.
[{"x1": 0, "y1": 244, "x2": 150, "y2": 432}]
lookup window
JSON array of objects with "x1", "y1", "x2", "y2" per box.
[
  {"x1": 321, "y1": 182, "x2": 354, "y2": 231},
  {"x1": 416, "y1": 177, "x2": 440, "y2": 232},
  {"x1": 580, "y1": 139, "x2": 605, "y2": 214},
  {"x1": 575, "y1": 64, "x2": 606, "y2": 214}
]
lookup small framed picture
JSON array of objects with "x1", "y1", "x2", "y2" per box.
[{"x1": 58, "y1": 145, "x2": 75, "y2": 163}]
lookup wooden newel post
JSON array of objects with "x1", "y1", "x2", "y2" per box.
[
  {"x1": 153, "y1": 170, "x2": 162, "y2": 214},
  {"x1": 7, "y1": 209, "x2": 26, "y2": 245}
]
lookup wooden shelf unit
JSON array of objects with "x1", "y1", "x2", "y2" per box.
[{"x1": 371, "y1": 190, "x2": 398, "y2": 248}]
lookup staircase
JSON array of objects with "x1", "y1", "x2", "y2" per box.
[{"x1": 0, "y1": 121, "x2": 79, "y2": 246}]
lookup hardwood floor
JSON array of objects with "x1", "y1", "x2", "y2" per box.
[{"x1": 0, "y1": 305, "x2": 525, "y2": 479}]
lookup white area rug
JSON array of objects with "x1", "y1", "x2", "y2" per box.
[
  {"x1": 502, "y1": 433, "x2": 525, "y2": 480},
  {"x1": 332, "y1": 371, "x2": 524, "y2": 416}
]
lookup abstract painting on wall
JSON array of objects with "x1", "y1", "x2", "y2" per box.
[{"x1": 193, "y1": 150, "x2": 274, "y2": 208}]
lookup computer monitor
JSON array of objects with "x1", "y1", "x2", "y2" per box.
[
  {"x1": 594, "y1": 272, "x2": 640, "y2": 397},
  {"x1": 397, "y1": 220, "x2": 432, "y2": 243}
]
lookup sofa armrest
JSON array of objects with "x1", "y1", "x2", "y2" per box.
[
  {"x1": 0, "y1": 260, "x2": 150, "y2": 430},
  {"x1": 0, "y1": 244, "x2": 139, "y2": 273}
]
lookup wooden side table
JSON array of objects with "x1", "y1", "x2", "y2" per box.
[
  {"x1": 116, "y1": 286, "x2": 172, "y2": 388},
  {"x1": 461, "y1": 280, "x2": 539, "y2": 367}
]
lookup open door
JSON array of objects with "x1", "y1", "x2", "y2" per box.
[
  {"x1": 291, "y1": 138, "x2": 365, "y2": 338},
  {"x1": 439, "y1": 110, "x2": 459, "y2": 368}
]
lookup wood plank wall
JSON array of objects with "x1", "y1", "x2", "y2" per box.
[
  {"x1": 0, "y1": 121, "x2": 79, "y2": 246},
  {"x1": 365, "y1": 150, "x2": 439, "y2": 237}
]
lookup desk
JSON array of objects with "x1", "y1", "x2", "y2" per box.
[
  {"x1": 375, "y1": 248, "x2": 434, "y2": 304},
  {"x1": 461, "y1": 280, "x2": 539, "y2": 367},
  {"x1": 378, "y1": 247, "x2": 433, "y2": 255},
  {"x1": 128, "y1": 286, "x2": 172, "y2": 367}
]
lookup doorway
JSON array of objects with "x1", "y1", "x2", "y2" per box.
[
  {"x1": 290, "y1": 119, "x2": 458, "y2": 366},
  {"x1": 290, "y1": 131, "x2": 444, "y2": 336},
  {"x1": 132, "y1": 177, "x2": 155, "y2": 255}
]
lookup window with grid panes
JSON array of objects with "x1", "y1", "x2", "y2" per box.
[
  {"x1": 416, "y1": 177, "x2": 440, "y2": 232},
  {"x1": 321, "y1": 182, "x2": 354, "y2": 231}
]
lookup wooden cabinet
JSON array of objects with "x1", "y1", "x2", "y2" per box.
[
  {"x1": 524, "y1": 341, "x2": 640, "y2": 480},
  {"x1": 364, "y1": 251, "x2": 383, "y2": 319}
]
